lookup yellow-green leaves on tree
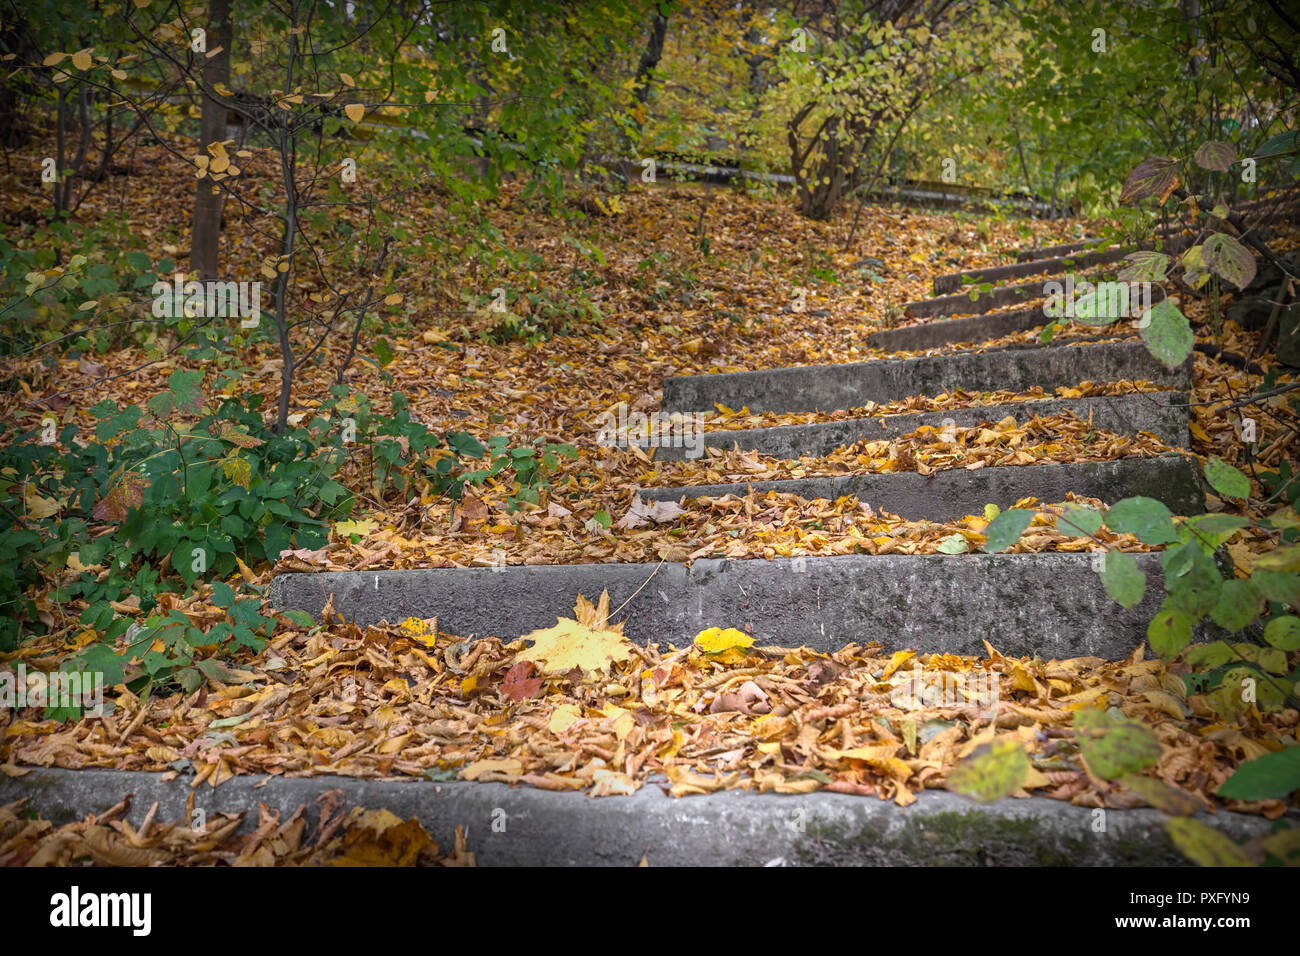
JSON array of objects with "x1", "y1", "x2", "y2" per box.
[
  {"x1": 1204, "y1": 457, "x2": 1251, "y2": 499},
  {"x1": 946, "y1": 737, "x2": 1028, "y2": 802},
  {"x1": 1074, "y1": 709, "x2": 1162, "y2": 779},
  {"x1": 1166, "y1": 818, "x2": 1253, "y2": 867},
  {"x1": 1120, "y1": 156, "x2": 1179, "y2": 205},
  {"x1": 981, "y1": 507, "x2": 1034, "y2": 552},
  {"x1": 1210, "y1": 579, "x2": 1262, "y2": 632},
  {"x1": 1201, "y1": 234, "x2": 1256, "y2": 290},
  {"x1": 1119, "y1": 774, "x2": 1200, "y2": 815},
  {"x1": 221, "y1": 454, "x2": 251, "y2": 489},
  {"x1": 1192, "y1": 140, "x2": 1235, "y2": 173},
  {"x1": 1140, "y1": 298, "x2": 1194, "y2": 368},
  {"x1": 1147, "y1": 605, "x2": 1194, "y2": 657},
  {"x1": 1217, "y1": 747, "x2": 1300, "y2": 801},
  {"x1": 1252, "y1": 544, "x2": 1300, "y2": 573},
  {"x1": 1101, "y1": 549, "x2": 1146, "y2": 609},
  {"x1": 92, "y1": 472, "x2": 148, "y2": 523},
  {"x1": 1264, "y1": 616, "x2": 1300, "y2": 651},
  {"x1": 1105, "y1": 496, "x2": 1179, "y2": 545}
]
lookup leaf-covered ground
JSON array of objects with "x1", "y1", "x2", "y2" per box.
[
  {"x1": 0, "y1": 792, "x2": 473, "y2": 867},
  {"x1": 1, "y1": 135, "x2": 1297, "y2": 822},
  {"x1": 4, "y1": 592, "x2": 1296, "y2": 821}
]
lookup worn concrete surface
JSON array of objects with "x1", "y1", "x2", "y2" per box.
[
  {"x1": 867, "y1": 306, "x2": 1049, "y2": 351},
  {"x1": 646, "y1": 390, "x2": 1186, "y2": 462},
  {"x1": 271, "y1": 551, "x2": 1176, "y2": 659},
  {"x1": 640, "y1": 455, "x2": 1203, "y2": 521},
  {"x1": 1, "y1": 768, "x2": 1275, "y2": 866},
  {"x1": 661, "y1": 341, "x2": 1190, "y2": 414},
  {"x1": 932, "y1": 247, "x2": 1130, "y2": 295},
  {"x1": 905, "y1": 278, "x2": 1048, "y2": 319}
]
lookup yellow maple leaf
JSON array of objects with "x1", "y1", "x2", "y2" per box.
[
  {"x1": 693, "y1": 627, "x2": 754, "y2": 654},
  {"x1": 515, "y1": 591, "x2": 633, "y2": 676},
  {"x1": 334, "y1": 518, "x2": 378, "y2": 538}
]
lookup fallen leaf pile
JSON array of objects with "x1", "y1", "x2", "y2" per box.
[
  {"x1": 0, "y1": 791, "x2": 472, "y2": 866},
  {"x1": 694, "y1": 380, "x2": 1171, "y2": 431},
  {"x1": 0, "y1": 132, "x2": 1295, "y2": 823},
  {"x1": 3, "y1": 594, "x2": 1294, "y2": 818},
  {"x1": 634, "y1": 413, "x2": 1176, "y2": 486}
]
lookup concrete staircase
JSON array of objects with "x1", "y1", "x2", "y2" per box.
[{"x1": 272, "y1": 242, "x2": 1202, "y2": 661}]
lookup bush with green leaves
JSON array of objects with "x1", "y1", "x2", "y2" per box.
[
  {"x1": 978, "y1": 454, "x2": 1300, "y2": 819},
  {"x1": 1, "y1": 371, "x2": 355, "y2": 651}
]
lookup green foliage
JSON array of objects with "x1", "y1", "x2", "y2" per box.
[
  {"x1": 1217, "y1": 748, "x2": 1300, "y2": 802},
  {"x1": 1074, "y1": 709, "x2": 1162, "y2": 779},
  {"x1": 946, "y1": 737, "x2": 1029, "y2": 803}
]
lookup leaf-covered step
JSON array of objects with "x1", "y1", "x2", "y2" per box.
[
  {"x1": 867, "y1": 305, "x2": 1058, "y2": 351},
  {"x1": 905, "y1": 277, "x2": 1049, "y2": 319},
  {"x1": 638, "y1": 455, "x2": 1204, "y2": 522},
  {"x1": 643, "y1": 390, "x2": 1188, "y2": 460},
  {"x1": 0, "y1": 768, "x2": 1273, "y2": 867},
  {"x1": 661, "y1": 340, "x2": 1189, "y2": 415},
  {"x1": 932, "y1": 246, "x2": 1131, "y2": 295},
  {"x1": 271, "y1": 551, "x2": 1173, "y2": 659}
]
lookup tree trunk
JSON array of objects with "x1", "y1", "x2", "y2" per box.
[{"x1": 190, "y1": 0, "x2": 233, "y2": 280}]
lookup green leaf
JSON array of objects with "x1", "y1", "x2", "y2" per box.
[
  {"x1": 982, "y1": 508, "x2": 1034, "y2": 552},
  {"x1": 1187, "y1": 513, "x2": 1249, "y2": 535},
  {"x1": 1255, "y1": 130, "x2": 1300, "y2": 159},
  {"x1": 1263, "y1": 615, "x2": 1300, "y2": 650},
  {"x1": 1166, "y1": 817, "x2": 1253, "y2": 867},
  {"x1": 1183, "y1": 641, "x2": 1234, "y2": 669},
  {"x1": 1102, "y1": 549, "x2": 1147, "y2": 609},
  {"x1": 1119, "y1": 774, "x2": 1200, "y2": 815},
  {"x1": 73, "y1": 643, "x2": 126, "y2": 688},
  {"x1": 1105, "y1": 496, "x2": 1179, "y2": 545},
  {"x1": 1118, "y1": 250, "x2": 1169, "y2": 284},
  {"x1": 1254, "y1": 545, "x2": 1300, "y2": 573},
  {"x1": 280, "y1": 610, "x2": 317, "y2": 628},
  {"x1": 937, "y1": 533, "x2": 970, "y2": 554},
  {"x1": 1205, "y1": 457, "x2": 1251, "y2": 500},
  {"x1": 1192, "y1": 141, "x2": 1235, "y2": 172},
  {"x1": 1253, "y1": 570, "x2": 1300, "y2": 608},
  {"x1": 1074, "y1": 710, "x2": 1162, "y2": 779},
  {"x1": 209, "y1": 580, "x2": 235, "y2": 609},
  {"x1": 1201, "y1": 234, "x2": 1256, "y2": 291},
  {"x1": 945, "y1": 737, "x2": 1028, "y2": 803},
  {"x1": 1217, "y1": 747, "x2": 1300, "y2": 801},
  {"x1": 1148, "y1": 605, "x2": 1194, "y2": 657},
  {"x1": 1210, "y1": 579, "x2": 1262, "y2": 632},
  {"x1": 1141, "y1": 299, "x2": 1194, "y2": 368},
  {"x1": 1060, "y1": 503, "x2": 1103, "y2": 537},
  {"x1": 168, "y1": 369, "x2": 205, "y2": 415}
]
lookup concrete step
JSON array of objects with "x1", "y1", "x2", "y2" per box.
[
  {"x1": 933, "y1": 247, "x2": 1130, "y2": 295},
  {"x1": 868, "y1": 305, "x2": 1050, "y2": 351},
  {"x1": 270, "y1": 552, "x2": 1175, "y2": 659},
  {"x1": 905, "y1": 278, "x2": 1048, "y2": 319},
  {"x1": 1016, "y1": 238, "x2": 1103, "y2": 261},
  {"x1": 646, "y1": 391, "x2": 1188, "y2": 461},
  {"x1": 662, "y1": 340, "x2": 1189, "y2": 415},
  {"x1": 1, "y1": 768, "x2": 1273, "y2": 867},
  {"x1": 639, "y1": 454, "x2": 1203, "y2": 522}
]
